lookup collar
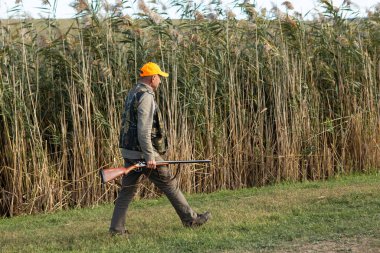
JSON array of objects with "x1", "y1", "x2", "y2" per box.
[
  {"x1": 136, "y1": 82, "x2": 155, "y2": 96},
  {"x1": 137, "y1": 82, "x2": 154, "y2": 92}
]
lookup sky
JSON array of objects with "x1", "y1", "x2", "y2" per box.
[{"x1": 0, "y1": 0, "x2": 379, "y2": 19}]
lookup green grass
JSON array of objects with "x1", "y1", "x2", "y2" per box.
[{"x1": 1, "y1": 173, "x2": 380, "y2": 252}]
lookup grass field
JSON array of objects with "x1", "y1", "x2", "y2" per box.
[{"x1": 1, "y1": 173, "x2": 379, "y2": 252}]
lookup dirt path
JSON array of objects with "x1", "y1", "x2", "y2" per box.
[{"x1": 278, "y1": 236, "x2": 380, "y2": 253}]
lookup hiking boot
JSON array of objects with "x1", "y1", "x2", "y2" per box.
[
  {"x1": 183, "y1": 211, "x2": 212, "y2": 228},
  {"x1": 109, "y1": 228, "x2": 130, "y2": 237}
]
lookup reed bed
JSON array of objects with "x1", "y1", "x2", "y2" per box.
[{"x1": 0, "y1": 0, "x2": 379, "y2": 216}]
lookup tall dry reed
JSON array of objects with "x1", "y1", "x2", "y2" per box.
[{"x1": 1, "y1": 0, "x2": 379, "y2": 216}]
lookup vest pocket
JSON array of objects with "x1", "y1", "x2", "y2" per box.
[{"x1": 152, "y1": 135, "x2": 168, "y2": 155}]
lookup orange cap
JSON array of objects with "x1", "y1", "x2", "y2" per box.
[{"x1": 140, "y1": 62, "x2": 169, "y2": 77}]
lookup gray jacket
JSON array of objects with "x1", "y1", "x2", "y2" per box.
[{"x1": 119, "y1": 83, "x2": 167, "y2": 161}]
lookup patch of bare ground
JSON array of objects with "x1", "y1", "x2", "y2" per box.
[{"x1": 277, "y1": 236, "x2": 380, "y2": 253}]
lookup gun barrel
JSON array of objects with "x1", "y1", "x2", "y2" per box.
[{"x1": 158, "y1": 160, "x2": 211, "y2": 164}]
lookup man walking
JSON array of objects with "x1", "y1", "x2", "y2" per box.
[{"x1": 109, "y1": 62, "x2": 211, "y2": 235}]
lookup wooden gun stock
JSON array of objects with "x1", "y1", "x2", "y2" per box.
[
  {"x1": 100, "y1": 165, "x2": 138, "y2": 184},
  {"x1": 100, "y1": 160, "x2": 211, "y2": 184}
]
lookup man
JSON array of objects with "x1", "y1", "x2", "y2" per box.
[{"x1": 109, "y1": 62, "x2": 211, "y2": 235}]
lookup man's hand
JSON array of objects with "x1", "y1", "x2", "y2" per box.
[{"x1": 146, "y1": 160, "x2": 156, "y2": 169}]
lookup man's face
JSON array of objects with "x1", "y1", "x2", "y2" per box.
[{"x1": 151, "y1": 74, "x2": 161, "y2": 90}]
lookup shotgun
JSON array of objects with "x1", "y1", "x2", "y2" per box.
[{"x1": 100, "y1": 160, "x2": 211, "y2": 184}]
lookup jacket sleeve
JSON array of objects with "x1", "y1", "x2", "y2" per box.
[{"x1": 137, "y1": 92, "x2": 156, "y2": 162}]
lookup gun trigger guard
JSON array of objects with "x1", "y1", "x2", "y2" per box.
[{"x1": 134, "y1": 162, "x2": 145, "y2": 172}]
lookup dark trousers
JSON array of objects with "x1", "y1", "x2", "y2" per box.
[{"x1": 110, "y1": 157, "x2": 197, "y2": 232}]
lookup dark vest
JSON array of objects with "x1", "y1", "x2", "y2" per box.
[{"x1": 119, "y1": 83, "x2": 168, "y2": 155}]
